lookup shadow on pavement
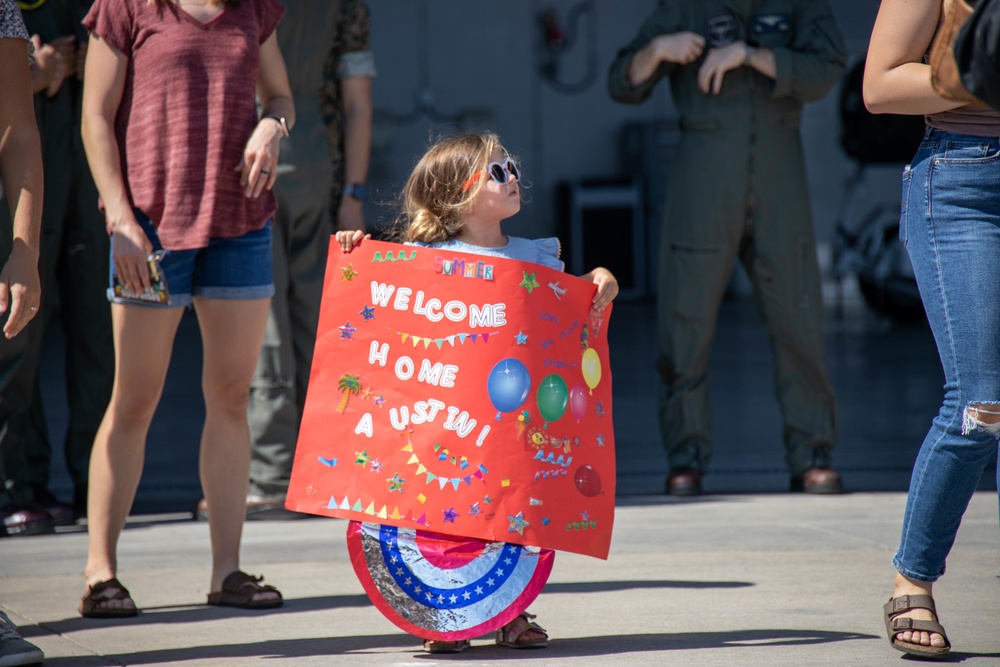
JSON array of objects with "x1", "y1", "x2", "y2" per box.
[{"x1": 35, "y1": 629, "x2": 880, "y2": 665}]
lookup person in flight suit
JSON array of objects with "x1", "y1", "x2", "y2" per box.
[{"x1": 608, "y1": 0, "x2": 847, "y2": 496}]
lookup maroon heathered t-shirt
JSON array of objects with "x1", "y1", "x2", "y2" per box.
[{"x1": 83, "y1": 0, "x2": 284, "y2": 251}]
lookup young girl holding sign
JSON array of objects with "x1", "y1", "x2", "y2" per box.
[{"x1": 336, "y1": 132, "x2": 618, "y2": 652}]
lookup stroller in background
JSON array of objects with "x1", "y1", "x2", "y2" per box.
[{"x1": 833, "y1": 58, "x2": 927, "y2": 323}]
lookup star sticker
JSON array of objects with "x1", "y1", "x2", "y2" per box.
[
  {"x1": 369, "y1": 458, "x2": 382, "y2": 473},
  {"x1": 596, "y1": 433, "x2": 606, "y2": 447},
  {"x1": 354, "y1": 449, "x2": 371, "y2": 466},
  {"x1": 338, "y1": 321, "x2": 357, "y2": 340},
  {"x1": 360, "y1": 304, "x2": 375, "y2": 321},
  {"x1": 360, "y1": 387, "x2": 372, "y2": 401},
  {"x1": 519, "y1": 271, "x2": 540, "y2": 294},
  {"x1": 581, "y1": 510, "x2": 591, "y2": 522},
  {"x1": 387, "y1": 473, "x2": 405, "y2": 492},
  {"x1": 469, "y1": 502, "x2": 481, "y2": 517},
  {"x1": 595, "y1": 401, "x2": 605, "y2": 417},
  {"x1": 341, "y1": 264, "x2": 358, "y2": 282},
  {"x1": 507, "y1": 511, "x2": 529, "y2": 535},
  {"x1": 374, "y1": 395, "x2": 385, "y2": 407},
  {"x1": 515, "y1": 331, "x2": 528, "y2": 345},
  {"x1": 442, "y1": 507, "x2": 458, "y2": 523}
]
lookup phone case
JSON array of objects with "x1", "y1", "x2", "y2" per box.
[{"x1": 112, "y1": 250, "x2": 170, "y2": 304}]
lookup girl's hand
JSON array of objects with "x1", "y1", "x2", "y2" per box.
[
  {"x1": 109, "y1": 212, "x2": 154, "y2": 297},
  {"x1": 335, "y1": 229, "x2": 370, "y2": 253},
  {"x1": 235, "y1": 118, "x2": 283, "y2": 199},
  {"x1": 583, "y1": 266, "x2": 619, "y2": 311}
]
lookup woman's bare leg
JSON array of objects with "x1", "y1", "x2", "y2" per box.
[
  {"x1": 84, "y1": 303, "x2": 183, "y2": 609},
  {"x1": 193, "y1": 296, "x2": 277, "y2": 602}
]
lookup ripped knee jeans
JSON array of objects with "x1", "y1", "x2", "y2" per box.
[{"x1": 893, "y1": 129, "x2": 1000, "y2": 583}]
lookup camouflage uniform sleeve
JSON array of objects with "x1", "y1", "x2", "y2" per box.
[
  {"x1": 769, "y1": 0, "x2": 847, "y2": 102},
  {"x1": 608, "y1": 1, "x2": 682, "y2": 105},
  {"x1": 333, "y1": 0, "x2": 375, "y2": 79}
]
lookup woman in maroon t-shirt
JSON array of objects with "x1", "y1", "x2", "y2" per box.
[{"x1": 78, "y1": 0, "x2": 293, "y2": 617}]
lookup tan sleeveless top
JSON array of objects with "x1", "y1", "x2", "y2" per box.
[{"x1": 927, "y1": 106, "x2": 1000, "y2": 137}]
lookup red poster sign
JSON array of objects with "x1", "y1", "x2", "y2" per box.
[{"x1": 287, "y1": 239, "x2": 615, "y2": 559}]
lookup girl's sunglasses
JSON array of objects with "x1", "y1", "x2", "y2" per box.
[
  {"x1": 461, "y1": 159, "x2": 521, "y2": 192},
  {"x1": 487, "y1": 159, "x2": 520, "y2": 184}
]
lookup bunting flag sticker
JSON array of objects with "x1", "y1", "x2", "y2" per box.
[
  {"x1": 347, "y1": 521, "x2": 554, "y2": 640},
  {"x1": 287, "y1": 239, "x2": 616, "y2": 559}
]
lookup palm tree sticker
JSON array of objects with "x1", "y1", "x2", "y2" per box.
[{"x1": 337, "y1": 374, "x2": 362, "y2": 413}]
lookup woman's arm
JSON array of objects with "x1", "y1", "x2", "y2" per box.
[
  {"x1": 863, "y1": 0, "x2": 962, "y2": 115},
  {"x1": 240, "y1": 30, "x2": 294, "y2": 199},
  {"x1": 82, "y1": 32, "x2": 152, "y2": 296},
  {"x1": 0, "y1": 37, "x2": 42, "y2": 338}
]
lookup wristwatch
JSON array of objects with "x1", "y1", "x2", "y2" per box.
[
  {"x1": 344, "y1": 183, "x2": 368, "y2": 202},
  {"x1": 743, "y1": 44, "x2": 757, "y2": 66},
  {"x1": 263, "y1": 114, "x2": 290, "y2": 138}
]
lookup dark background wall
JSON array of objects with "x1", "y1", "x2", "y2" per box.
[{"x1": 362, "y1": 1, "x2": 888, "y2": 294}]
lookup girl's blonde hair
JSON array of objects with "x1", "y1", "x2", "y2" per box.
[{"x1": 393, "y1": 132, "x2": 507, "y2": 243}]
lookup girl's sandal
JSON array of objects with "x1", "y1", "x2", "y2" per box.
[
  {"x1": 495, "y1": 611, "x2": 548, "y2": 649},
  {"x1": 422, "y1": 638, "x2": 471, "y2": 653},
  {"x1": 883, "y1": 594, "x2": 951, "y2": 659}
]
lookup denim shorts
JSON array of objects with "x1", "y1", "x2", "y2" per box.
[{"x1": 107, "y1": 210, "x2": 275, "y2": 308}]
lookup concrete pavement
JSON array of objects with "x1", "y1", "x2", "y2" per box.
[
  {"x1": 2, "y1": 491, "x2": 999, "y2": 666},
  {"x1": 11, "y1": 293, "x2": 1000, "y2": 665}
]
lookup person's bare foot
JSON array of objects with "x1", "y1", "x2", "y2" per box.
[
  {"x1": 496, "y1": 612, "x2": 548, "y2": 648},
  {"x1": 890, "y1": 573, "x2": 947, "y2": 649}
]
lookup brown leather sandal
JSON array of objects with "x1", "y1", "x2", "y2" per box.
[
  {"x1": 884, "y1": 594, "x2": 951, "y2": 659},
  {"x1": 206, "y1": 571, "x2": 283, "y2": 609},
  {"x1": 79, "y1": 577, "x2": 139, "y2": 618},
  {"x1": 422, "y1": 638, "x2": 471, "y2": 653},
  {"x1": 496, "y1": 611, "x2": 548, "y2": 649}
]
